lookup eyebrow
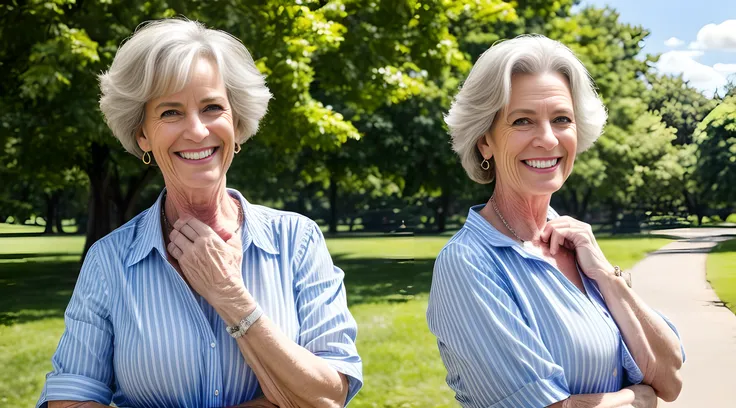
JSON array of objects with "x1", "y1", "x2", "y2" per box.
[
  {"x1": 154, "y1": 96, "x2": 226, "y2": 111},
  {"x1": 507, "y1": 108, "x2": 574, "y2": 117}
]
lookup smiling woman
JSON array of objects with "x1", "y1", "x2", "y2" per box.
[
  {"x1": 427, "y1": 35, "x2": 685, "y2": 408},
  {"x1": 37, "y1": 18, "x2": 362, "y2": 408}
]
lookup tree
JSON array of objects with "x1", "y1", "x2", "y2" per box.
[{"x1": 694, "y1": 96, "x2": 736, "y2": 212}]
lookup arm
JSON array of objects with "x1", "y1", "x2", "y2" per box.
[
  {"x1": 169, "y1": 217, "x2": 358, "y2": 408},
  {"x1": 542, "y1": 217, "x2": 683, "y2": 402},
  {"x1": 547, "y1": 385, "x2": 657, "y2": 408},
  {"x1": 597, "y1": 275, "x2": 682, "y2": 401},
  {"x1": 39, "y1": 246, "x2": 115, "y2": 408}
]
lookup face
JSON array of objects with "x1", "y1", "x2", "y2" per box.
[
  {"x1": 477, "y1": 72, "x2": 577, "y2": 196},
  {"x1": 138, "y1": 57, "x2": 237, "y2": 192}
]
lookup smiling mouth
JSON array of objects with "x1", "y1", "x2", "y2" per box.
[
  {"x1": 175, "y1": 147, "x2": 219, "y2": 160},
  {"x1": 523, "y1": 158, "x2": 560, "y2": 169}
]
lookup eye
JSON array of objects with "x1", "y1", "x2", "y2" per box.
[
  {"x1": 204, "y1": 104, "x2": 224, "y2": 112},
  {"x1": 553, "y1": 116, "x2": 572, "y2": 124},
  {"x1": 512, "y1": 118, "x2": 531, "y2": 126},
  {"x1": 161, "y1": 110, "x2": 180, "y2": 118}
]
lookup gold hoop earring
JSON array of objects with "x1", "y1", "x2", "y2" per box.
[
  {"x1": 142, "y1": 151, "x2": 152, "y2": 165},
  {"x1": 234, "y1": 143, "x2": 241, "y2": 154},
  {"x1": 480, "y1": 158, "x2": 490, "y2": 170}
]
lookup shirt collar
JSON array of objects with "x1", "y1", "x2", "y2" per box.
[
  {"x1": 125, "y1": 188, "x2": 279, "y2": 267},
  {"x1": 462, "y1": 203, "x2": 560, "y2": 260}
]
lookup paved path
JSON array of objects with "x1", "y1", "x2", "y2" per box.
[{"x1": 633, "y1": 228, "x2": 736, "y2": 407}]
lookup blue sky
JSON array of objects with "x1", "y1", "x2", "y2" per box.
[{"x1": 580, "y1": 0, "x2": 736, "y2": 96}]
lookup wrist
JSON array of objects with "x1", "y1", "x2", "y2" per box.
[{"x1": 214, "y1": 290, "x2": 257, "y2": 326}]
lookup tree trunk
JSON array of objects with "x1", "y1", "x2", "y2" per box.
[
  {"x1": 328, "y1": 173, "x2": 338, "y2": 235},
  {"x1": 82, "y1": 143, "x2": 112, "y2": 260},
  {"x1": 436, "y1": 188, "x2": 451, "y2": 232},
  {"x1": 55, "y1": 198, "x2": 65, "y2": 235},
  {"x1": 43, "y1": 192, "x2": 60, "y2": 234}
]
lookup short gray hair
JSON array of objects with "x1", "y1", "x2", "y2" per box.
[
  {"x1": 99, "y1": 18, "x2": 272, "y2": 159},
  {"x1": 445, "y1": 35, "x2": 607, "y2": 184}
]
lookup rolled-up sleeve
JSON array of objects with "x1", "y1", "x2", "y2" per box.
[
  {"x1": 427, "y1": 243, "x2": 570, "y2": 408},
  {"x1": 37, "y1": 245, "x2": 114, "y2": 408},
  {"x1": 293, "y1": 221, "x2": 363, "y2": 405}
]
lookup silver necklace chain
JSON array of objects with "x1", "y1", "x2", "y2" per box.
[
  {"x1": 490, "y1": 195, "x2": 524, "y2": 243},
  {"x1": 161, "y1": 193, "x2": 243, "y2": 235}
]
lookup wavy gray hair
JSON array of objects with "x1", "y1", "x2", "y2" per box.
[
  {"x1": 99, "y1": 18, "x2": 272, "y2": 159},
  {"x1": 445, "y1": 35, "x2": 607, "y2": 184}
]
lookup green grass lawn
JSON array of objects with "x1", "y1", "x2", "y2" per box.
[
  {"x1": 0, "y1": 229, "x2": 672, "y2": 407},
  {"x1": 707, "y1": 239, "x2": 736, "y2": 314}
]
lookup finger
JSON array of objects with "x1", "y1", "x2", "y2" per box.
[
  {"x1": 549, "y1": 229, "x2": 563, "y2": 255},
  {"x1": 173, "y1": 213, "x2": 194, "y2": 230},
  {"x1": 170, "y1": 228, "x2": 195, "y2": 252},
  {"x1": 181, "y1": 216, "x2": 215, "y2": 237},
  {"x1": 178, "y1": 223, "x2": 199, "y2": 241},
  {"x1": 167, "y1": 241, "x2": 184, "y2": 260}
]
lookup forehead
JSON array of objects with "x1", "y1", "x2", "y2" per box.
[
  {"x1": 151, "y1": 57, "x2": 226, "y2": 103},
  {"x1": 507, "y1": 72, "x2": 573, "y2": 107}
]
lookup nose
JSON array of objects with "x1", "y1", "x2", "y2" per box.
[
  {"x1": 533, "y1": 120, "x2": 559, "y2": 150},
  {"x1": 184, "y1": 113, "x2": 209, "y2": 142}
]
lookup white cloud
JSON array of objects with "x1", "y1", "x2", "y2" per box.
[
  {"x1": 689, "y1": 20, "x2": 736, "y2": 50},
  {"x1": 664, "y1": 37, "x2": 684, "y2": 48},
  {"x1": 714, "y1": 63, "x2": 736, "y2": 74},
  {"x1": 657, "y1": 50, "x2": 732, "y2": 96}
]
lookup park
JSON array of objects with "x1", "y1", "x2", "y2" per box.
[{"x1": 1, "y1": 0, "x2": 736, "y2": 407}]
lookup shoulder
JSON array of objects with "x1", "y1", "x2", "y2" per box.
[
  {"x1": 433, "y1": 229, "x2": 510, "y2": 291},
  {"x1": 87, "y1": 209, "x2": 151, "y2": 265}
]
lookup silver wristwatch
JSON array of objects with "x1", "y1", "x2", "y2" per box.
[{"x1": 226, "y1": 304, "x2": 264, "y2": 338}]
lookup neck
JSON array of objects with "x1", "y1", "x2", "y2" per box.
[
  {"x1": 162, "y1": 177, "x2": 240, "y2": 241},
  {"x1": 481, "y1": 183, "x2": 550, "y2": 242}
]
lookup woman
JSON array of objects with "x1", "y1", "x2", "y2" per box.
[
  {"x1": 37, "y1": 19, "x2": 362, "y2": 408},
  {"x1": 426, "y1": 35, "x2": 684, "y2": 408}
]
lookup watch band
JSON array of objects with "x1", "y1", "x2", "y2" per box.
[{"x1": 226, "y1": 304, "x2": 264, "y2": 339}]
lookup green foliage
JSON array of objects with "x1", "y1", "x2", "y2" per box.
[{"x1": 694, "y1": 96, "x2": 736, "y2": 205}]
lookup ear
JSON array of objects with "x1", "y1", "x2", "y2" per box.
[
  {"x1": 476, "y1": 131, "x2": 493, "y2": 161},
  {"x1": 136, "y1": 128, "x2": 151, "y2": 152}
]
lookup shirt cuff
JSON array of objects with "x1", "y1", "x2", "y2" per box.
[
  {"x1": 322, "y1": 359, "x2": 363, "y2": 406},
  {"x1": 36, "y1": 373, "x2": 113, "y2": 408},
  {"x1": 489, "y1": 375, "x2": 570, "y2": 408},
  {"x1": 621, "y1": 338, "x2": 645, "y2": 385}
]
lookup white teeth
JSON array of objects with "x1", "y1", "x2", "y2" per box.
[
  {"x1": 524, "y1": 158, "x2": 559, "y2": 169},
  {"x1": 179, "y1": 148, "x2": 215, "y2": 160}
]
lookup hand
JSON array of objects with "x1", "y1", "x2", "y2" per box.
[
  {"x1": 167, "y1": 215, "x2": 246, "y2": 307},
  {"x1": 628, "y1": 384, "x2": 658, "y2": 408},
  {"x1": 539, "y1": 216, "x2": 615, "y2": 283}
]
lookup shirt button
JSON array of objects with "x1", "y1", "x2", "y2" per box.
[
  {"x1": 215, "y1": 389, "x2": 219, "y2": 396},
  {"x1": 210, "y1": 342, "x2": 216, "y2": 348},
  {"x1": 613, "y1": 367, "x2": 618, "y2": 377}
]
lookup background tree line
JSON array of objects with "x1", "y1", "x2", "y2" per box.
[{"x1": 1, "y1": 0, "x2": 735, "y2": 259}]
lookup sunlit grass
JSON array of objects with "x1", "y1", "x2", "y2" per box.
[{"x1": 707, "y1": 239, "x2": 736, "y2": 314}]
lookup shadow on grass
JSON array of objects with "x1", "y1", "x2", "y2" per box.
[
  {"x1": 334, "y1": 254, "x2": 436, "y2": 307},
  {"x1": 0, "y1": 260, "x2": 80, "y2": 326}
]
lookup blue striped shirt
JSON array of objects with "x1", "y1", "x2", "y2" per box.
[
  {"x1": 427, "y1": 205, "x2": 683, "y2": 408},
  {"x1": 37, "y1": 189, "x2": 362, "y2": 408}
]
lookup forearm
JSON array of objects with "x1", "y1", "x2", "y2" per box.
[
  {"x1": 217, "y1": 300, "x2": 348, "y2": 408},
  {"x1": 598, "y1": 276, "x2": 683, "y2": 400},
  {"x1": 547, "y1": 387, "x2": 638, "y2": 408}
]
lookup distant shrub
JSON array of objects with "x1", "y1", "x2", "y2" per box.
[{"x1": 727, "y1": 213, "x2": 736, "y2": 223}]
